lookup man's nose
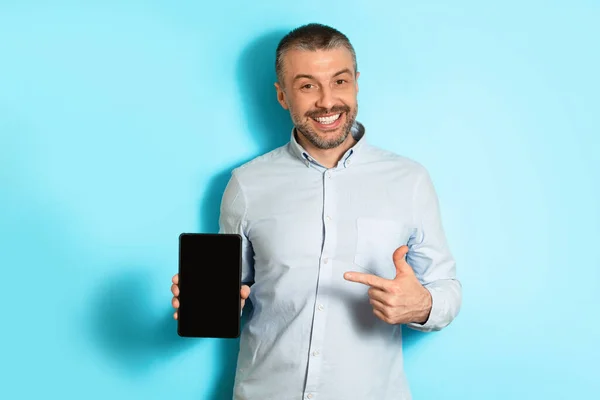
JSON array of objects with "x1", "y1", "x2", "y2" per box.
[{"x1": 315, "y1": 86, "x2": 335, "y2": 110}]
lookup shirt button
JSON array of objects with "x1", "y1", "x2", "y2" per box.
[
  {"x1": 325, "y1": 215, "x2": 331, "y2": 222},
  {"x1": 307, "y1": 394, "x2": 313, "y2": 399},
  {"x1": 318, "y1": 304, "x2": 324, "y2": 311},
  {"x1": 323, "y1": 258, "x2": 329, "y2": 264},
  {"x1": 312, "y1": 350, "x2": 319, "y2": 356}
]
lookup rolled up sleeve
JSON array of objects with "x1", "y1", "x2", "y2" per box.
[{"x1": 405, "y1": 168, "x2": 462, "y2": 332}]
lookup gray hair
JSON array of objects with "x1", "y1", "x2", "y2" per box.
[{"x1": 275, "y1": 23, "x2": 357, "y2": 86}]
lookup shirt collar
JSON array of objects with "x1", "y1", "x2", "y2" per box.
[{"x1": 288, "y1": 120, "x2": 366, "y2": 169}]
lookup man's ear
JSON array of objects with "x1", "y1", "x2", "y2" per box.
[
  {"x1": 355, "y1": 71, "x2": 360, "y2": 92},
  {"x1": 274, "y1": 82, "x2": 289, "y2": 110}
]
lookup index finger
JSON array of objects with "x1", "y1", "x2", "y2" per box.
[{"x1": 344, "y1": 271, "x2": 390, "y2": 290}]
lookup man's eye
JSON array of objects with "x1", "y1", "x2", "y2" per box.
[
  {"x1": 302, "y1": 84, "x2": 314, "y2": 89},
  {"x1": 336, "y1": 79, "x2": 347, "y2": 85}
]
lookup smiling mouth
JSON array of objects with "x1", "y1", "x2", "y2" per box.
[{"x1": 311, "y1": 113, "x2": 343, "y2": 128}]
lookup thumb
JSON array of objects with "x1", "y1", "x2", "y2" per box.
[
  {"x1": 393, "y1": 245, "x2": 412, "y2": 276},
  {"x1": 240, "y1": 285, "x2": 251, "y2": 299}
]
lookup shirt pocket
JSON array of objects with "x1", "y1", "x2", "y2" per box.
[{"x1": 353, "y1": 217, "x2": 411, "y2": 280}]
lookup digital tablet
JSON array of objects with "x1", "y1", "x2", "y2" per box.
[{"x1": 177, "y1": 233, "x2": 242, "y2": 338}]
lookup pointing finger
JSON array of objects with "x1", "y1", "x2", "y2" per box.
[{"x1": 344, "y1": 271, "x2": 390, "y2": 290}]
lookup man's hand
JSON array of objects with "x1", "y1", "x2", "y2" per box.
[
  {"x1": 240, "y1": 284, "x2": 251, "y2": 310},
  {"x1": 344, "y1": 245, "x2": 432, "y2": 325},
  {"x1": 170, "y1": 273, "x2": 251, "y2": 320}
]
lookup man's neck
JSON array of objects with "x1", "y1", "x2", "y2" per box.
[{"x1": 295, "y1": 129, "x2": 356, "y2": 169}]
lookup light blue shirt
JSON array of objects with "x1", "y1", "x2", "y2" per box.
[{"x1": 219, "y1": 121, "x2": 462, "y2": 400}]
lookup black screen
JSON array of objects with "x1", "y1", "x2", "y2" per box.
[{"x1": 177, "y1": 233, "x2": 242, "y2": 338}]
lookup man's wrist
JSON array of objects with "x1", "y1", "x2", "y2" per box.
[{"x1": 412, "y1": 286, "x2": 433, "y2": 325}]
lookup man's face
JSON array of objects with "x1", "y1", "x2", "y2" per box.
[{"x1": 275, "y1": 47, "x2": 359, "y2": 150}]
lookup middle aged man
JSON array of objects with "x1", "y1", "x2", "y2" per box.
[{"x1": 172, "y1": 23, "x2": 462, "y2": 400}]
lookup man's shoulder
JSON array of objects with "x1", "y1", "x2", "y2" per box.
[
  {"x1": 230, "y1": 144, "x2": 291, "y2": 179},
  {"x1": 362, "y1": 142, "x2": 428, "y2": 176}
]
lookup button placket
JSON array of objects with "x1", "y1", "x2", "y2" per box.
[{"x1": 303, "y1": 169, "x2": 337, "y2": 398}]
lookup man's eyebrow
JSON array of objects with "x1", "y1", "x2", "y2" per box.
[
  {"x1": 332, "y1": 68, "x2": 353, "y2": 77},
  {"x1": 293, "y1": 74, "x2": 315, "y2": 82},
  {"x1": 292, "y1": 68, "x2": 354, "y2": 82}
]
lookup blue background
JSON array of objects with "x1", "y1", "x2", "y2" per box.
[{"x1": 1, "y1": 1, "x2": 598, "y2": 399}]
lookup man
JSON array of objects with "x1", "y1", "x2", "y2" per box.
[{"x1": 171, "y1": 23, "x2": 462, "y2": 400}]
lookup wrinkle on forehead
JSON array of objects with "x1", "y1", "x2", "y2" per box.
[{"x1": 283, "y1": 48, "x2": 356, "y2": 83}]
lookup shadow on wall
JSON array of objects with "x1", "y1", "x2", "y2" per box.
[
  {"x1": 88, "y1": 269, "x2": 195, "y2": 377},
  {"x1": 85, "y1": 29, "x2": 293, "y2": 398},
  {"x1": 199, "y1": 27, "x2": 293, "y2": 236},
  {"x1": 237, "y1": 29, "x2": 294, "y2": 152}
]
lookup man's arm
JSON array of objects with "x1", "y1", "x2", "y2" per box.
[
  {"x1": 219, "y1": 171, "x2": 255, "y2": 287},
  {"x1": 405, "y1": 168, "x2": 462, "y2": 332}
]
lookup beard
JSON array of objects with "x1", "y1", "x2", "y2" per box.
[{"x1": 292, "y1": 103, "x2": 358, "y2": 150}]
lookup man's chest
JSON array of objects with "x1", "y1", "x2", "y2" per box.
[{"x1": 245, "y1": 170, "x2": 416, "y2": 279}]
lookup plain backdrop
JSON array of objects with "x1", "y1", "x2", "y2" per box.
[{"x1": 1, "y1": 1, "x2": 598, "y2": 399}]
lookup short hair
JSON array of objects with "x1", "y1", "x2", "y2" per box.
[{"x1": 275, "y1": 23, "x2": 357, "y2": 86}]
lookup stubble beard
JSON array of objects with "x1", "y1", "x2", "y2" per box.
[{"x1": 293, "y1": 104, "x2": 358, "y2": 150}]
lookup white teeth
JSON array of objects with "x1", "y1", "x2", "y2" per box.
[{"x1": 314, "y1": 113, "x2": 341, "y2": 124}]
